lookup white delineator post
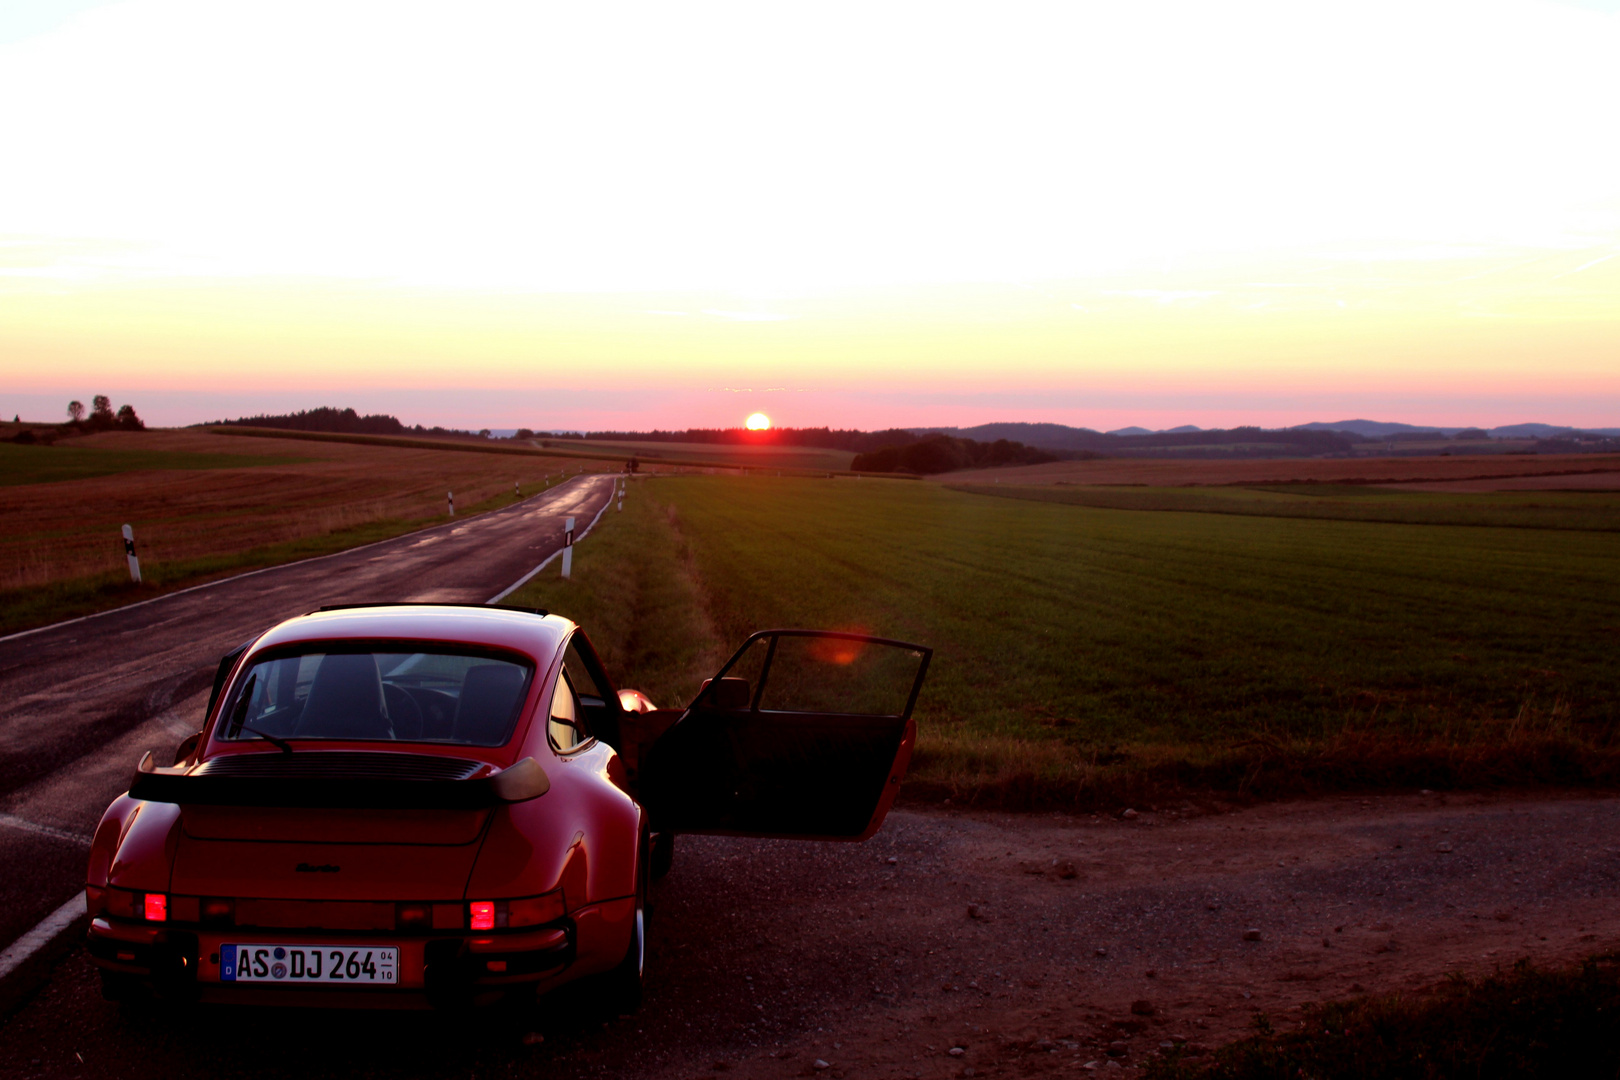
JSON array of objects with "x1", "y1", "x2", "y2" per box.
[
  {"x1": 618, "y1": 478, "x2": 624, "y2": 512},
  {"x1": 448, "y1": 492, "x2": 455, "y2": 517},
  {"x1": 121, "y1": 524, "x2": 141, "y2": 583},
  {"x1": 561, "y1": 516, "x2": 575, "y2": 579}
]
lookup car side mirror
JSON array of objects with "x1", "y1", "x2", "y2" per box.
[
  {"x1": 617, "y1": 688, "x2": 657, "y2": 714},
  {"x1": 699, "y1": 677, "x2": 751, "y2": 711},
  {"x1": 173, "y1": 731, "x2": 202, "y2": 766}
]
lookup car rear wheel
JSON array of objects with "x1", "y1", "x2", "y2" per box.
[{"x1": 595, "y1": 832, "x2": 648, "y2": 1015}]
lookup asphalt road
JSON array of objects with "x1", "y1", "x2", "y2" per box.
[{"x1": 0, "y1": 475, "x2": 615, "y2": 961}]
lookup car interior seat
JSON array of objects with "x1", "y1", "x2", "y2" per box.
[
  {"x1": 454, "y1": 664, "x2": 527, "y2": 745},
  {"x1": 293, "y1": 653, "x2": 391, "y2": 739}
]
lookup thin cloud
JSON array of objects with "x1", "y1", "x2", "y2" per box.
[{"x1": 701, "y1": 309, "x2": 797, "y2": 322}]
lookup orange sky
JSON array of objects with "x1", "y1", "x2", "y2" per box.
[{"x1": 2, "y1": 0, "x2": 1617, "y2": 430}]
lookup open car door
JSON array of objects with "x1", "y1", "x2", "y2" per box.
[{"x1": 639, "y1": 630, "x2": 931, "y2": 841}]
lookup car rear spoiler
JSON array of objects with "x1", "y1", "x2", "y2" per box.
[{"x1": 127, "y1": 752, "x2": 551, "y2": 809}]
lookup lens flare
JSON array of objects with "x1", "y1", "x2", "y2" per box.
[{"x1": 745, "y1": 412, "x2": 771, "y2": 431}]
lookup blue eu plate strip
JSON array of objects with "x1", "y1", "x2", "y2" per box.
[{"x1": 220, "y1": 944, "x2": 237, "y2": 982}]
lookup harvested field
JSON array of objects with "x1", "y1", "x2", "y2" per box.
[
  {"x1": 940, "y1": 453, "x2": 1620, "y2": 488},
  {"x1": 0, "y1": 428, "x2": 605, "y2": 631}
]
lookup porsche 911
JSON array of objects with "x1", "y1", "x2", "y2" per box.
[{"x1": 85, "y1": 603, "x2": 930, "y2": 1010}]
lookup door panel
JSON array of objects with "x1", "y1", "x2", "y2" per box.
[{"x1": 640, "y1": 631, "x2": 930, "y2": 840}]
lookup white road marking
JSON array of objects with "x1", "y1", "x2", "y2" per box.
[
  {"x1": 0, "y1": 814, "x2": 93, "y2": 847},
  {"x1": 0, "y1": 481, "x2": 586, "y2": 646},
  {"x1": 0, "y1": 891, "x2": 87, "y2": 983},
  {"x1": 487, "y1": 481, "x2": 617, "y2": 604},
  {"x1": 487, "y1": 551, "x2": 563, "y2": 604}
]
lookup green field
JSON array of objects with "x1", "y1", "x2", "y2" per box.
[
  {"x1": 955, "y1": 482, "x2": 1620, "y2": 532},
  {"x1": 0, "y1": 442, "x2": 308, "y2": 486},
  {"x1": 514, "y1": 476, "x2": 1620, "y2": 807}
]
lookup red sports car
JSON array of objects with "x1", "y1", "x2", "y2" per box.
[{"x1": 85, "y1": 604, "x2": 930, "y2": 1009}]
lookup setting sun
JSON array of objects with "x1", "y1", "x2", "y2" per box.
[{"x1": 745, "y1": 413, "x2": 771, "y2": 431}]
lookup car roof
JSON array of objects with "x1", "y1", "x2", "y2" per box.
[{"x1": 246, "y1": 605, "x2": 574, "y2": 663}]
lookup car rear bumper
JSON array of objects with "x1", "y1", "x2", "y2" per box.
[{"x1": 86, "y1": 916, "x2": 577, "y2": 1007}]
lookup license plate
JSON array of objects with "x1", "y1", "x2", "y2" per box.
[{"x1": 221, "y1": 944, "x2": 398, "y2": 985}]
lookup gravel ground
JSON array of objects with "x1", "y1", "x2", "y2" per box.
[{"x1": 4, "y1": 791, "x2": 1618, "y2": 1080}]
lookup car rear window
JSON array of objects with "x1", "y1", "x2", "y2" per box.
[{"x1": 216, "y1": 645, "x2": 535, "y2": 747}]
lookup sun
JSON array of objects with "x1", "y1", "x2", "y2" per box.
[{"x1": 745, "y1": 412, "x2": 772, "y2": 431}]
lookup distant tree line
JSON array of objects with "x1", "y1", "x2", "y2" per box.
[
  {"x1": 209, "y1": 407, "x2": 480, "y2": 439},
  {"x1": 65, "y1": 395, "x2": 144, "y2": 431},
  {"x1": 555, "y1": 423, "x2": 1360, "y2": 462},
  {"x1": 554, "y1": 426, "x2": 928, "y2": 453},
  {"x1": 9, "y1": 396, "x2": 146, "y2": 443},
  {"x1": 852, "y1": 434, "x2": 1057, "y2": 474},
  {"x1": 1060, "y1": 426, "x2": 1358, "y2": 454},
  {"x1": 1534, "y1": 434, "x2": 1620, "y2": 453}
]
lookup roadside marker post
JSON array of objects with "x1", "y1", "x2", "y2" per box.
[
  {"x1": 448, "y1": 491, "x2": 455, "y2": 517},
  {"x1": 121, "y1": 524, "x2": 141, "y2": 583},
  {"x1": 561, "y1": 516, "x2": 575, "y2": 579}
]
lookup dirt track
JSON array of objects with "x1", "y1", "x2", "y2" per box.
[{"x1": 5, "y1": 790, "x2": 1615, "y2": 1079}]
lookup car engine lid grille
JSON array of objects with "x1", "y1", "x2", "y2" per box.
[{"x1": 196, "y1": 752, "x2": 484, "y2": 781}]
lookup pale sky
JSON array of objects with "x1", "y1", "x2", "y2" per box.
[{"x1": 2, "y1": 0, "x2": 1617, "y2": 430}]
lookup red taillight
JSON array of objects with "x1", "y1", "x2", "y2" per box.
[
  {"x1": 143, "y1": 893, "x2": 167, "y2": 922},
  {"x1": 467, "y1": 891, "x2": 562, "y2": 932}
]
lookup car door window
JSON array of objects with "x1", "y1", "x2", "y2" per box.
[
  {"x1": 644, "y1": 631, "x2": 932, "y2": 839},
  {"x1": 562, "y1": 639, "x2": 605, "y2": 704},
  {"x1": 548, "y1": 671, "x2": 585, "y2": 753},
  {"x1": 753, "y1": 634, "x2": 921, "y2": 716},
  {"x1": 563, "y1": 633, "x2": 622, "y2": 749}
]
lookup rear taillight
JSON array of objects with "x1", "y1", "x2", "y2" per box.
[
  {"x1": 466, "y1": 890, "x2": 564, "y2": 931},
  {"x1": 143, "y1": 893, "x2": 167, "y2": 922}
]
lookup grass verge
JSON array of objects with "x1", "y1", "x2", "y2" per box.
[
  {"x1": 512, "y1": 475, "x2": 1620, "y2": 810},
  {"x1": 1147, "y1": 956, "x2": 1620, "y2": 1079},
  {"x1": 505, "y1": 488, "x2": 726, "y2": 708}
]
